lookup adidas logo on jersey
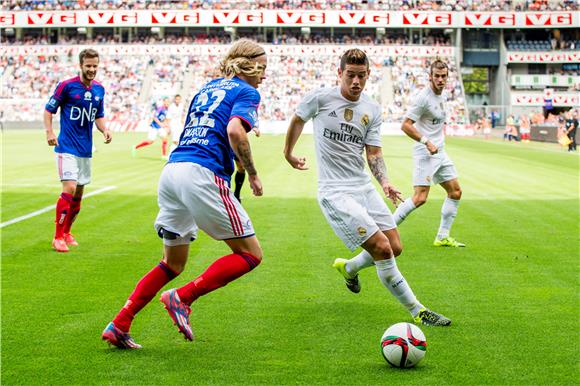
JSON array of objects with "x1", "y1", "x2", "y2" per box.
[{"x1": 328, "y1": 111, "x2": 337, "y2": 118}]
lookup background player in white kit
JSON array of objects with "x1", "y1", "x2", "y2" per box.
[
  {"x1": 392, "y1": 60, "x2": 465, "y2": 247},
  {"x1": 284, "y1": 49, "x2": 451, "y2": 327},
  {"x1": 167, "y1": 94, "x2": 185, "y2": 154}
]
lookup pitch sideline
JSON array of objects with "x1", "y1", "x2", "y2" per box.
[{"x1": 0, "y1": 185, "x2": 117, "y2": 228}]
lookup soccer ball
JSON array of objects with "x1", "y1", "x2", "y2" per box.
[{"x1": 380, "y1": 322, "x2": 427, "y2": 368}]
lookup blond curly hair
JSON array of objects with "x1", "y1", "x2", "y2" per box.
[{"x1": 220, "y1": 39, "x2": 266, "y2": 79}]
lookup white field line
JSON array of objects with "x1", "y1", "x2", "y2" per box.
[
  {"x1": 2, "y1": 183, "x2": 112, "y2": 188},
  {"x1": 0, "y1": 185, "x2": 117, "y2": 228}
]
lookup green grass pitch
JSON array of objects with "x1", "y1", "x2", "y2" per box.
[{"x1": 1, "y1": 130, "x2": 578, "y2": 385}]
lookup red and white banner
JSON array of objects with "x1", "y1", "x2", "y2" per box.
[
  {"x1": 0, "y1": 10, "x2": 577, "y2": 28},
  {"x1": 512, "y1": 92, "x2": 579, "y2": 106},
  {"x1": 507, "y1": 51, "x2": 580, "y2": 64},
  {"x1": 1, "y1": 43, "x2": 455, "y2": 57}
]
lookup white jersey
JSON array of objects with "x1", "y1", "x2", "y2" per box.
[
  {"x1": 296, "y1": 86, "x2": 383, "y2": 190},
  {"x1": 404, "y1": 86, "x2": 447, "y2": 155},
  {"x1": 167, "y1": 102, "x2": 184, "y2": 129}
]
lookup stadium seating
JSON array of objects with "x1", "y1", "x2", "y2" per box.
[
  {"x1": 6, "y1": 0, "x2": 577, "y2": 11},
  {"x1": 0, "y1": 48, "x2": 467, "y2": 128}
]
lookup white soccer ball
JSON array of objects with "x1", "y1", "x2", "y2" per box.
[{"x1": 380, "y1": 322, "x2": 427, "y2": 368}]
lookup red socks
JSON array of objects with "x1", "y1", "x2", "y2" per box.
[
  {"x1": 111, "y1": 253, "x2": 260, "y2": 332},
  {"x1": 135, "y1": 140, "x2": 153, "y2": 149},
  {"x1": 54, "y1": 192, "x2": 73, "y2": 239},
  {"x1": 113, "y1": 261, "x2": 178, "y2": 332},
  {"x1": 177, "y1": 253, "x2": 261, "y2": 305},
  {"x1": 64, "y1": 196, "x2": 81, "y2": 235},
  {"x1": 161, "y1": 139, "x2": 168, "y2": 156}
]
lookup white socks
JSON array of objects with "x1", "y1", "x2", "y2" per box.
[
  {"x1": 375, "y1": 258, "x2": 422, "y2": 316},
  {"x1": 345, "y1": 250, "x2": 374, "y2": 276},
  {"x1": 393, "y1": 198, "x2": 416, "y2": 225},
  {"x1": 437, "y1": 197, "x2": 460, "y2": 240}
]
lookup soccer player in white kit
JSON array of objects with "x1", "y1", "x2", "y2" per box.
[
  {"x1": 167, "y1": 94, "x2": 185, "y2": 155},
  {"x1": 284, "y1": 49, "x2": 451, "y2": 327},
  {"x1": 392, "y1": 60, "x2": 465, "y2": 247}
]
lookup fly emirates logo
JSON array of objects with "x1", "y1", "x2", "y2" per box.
[
  {"x1": 323, "y1": 123, "x2": 363, "y2": 145},
  {"x1": 69, "y1": 103, "x2": 98, "y2": 126}
]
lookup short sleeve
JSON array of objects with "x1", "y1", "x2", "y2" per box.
[
  {"x1": 404, "y1": 92, "x2": 426, "y2": 122},
  {"x1": 96, "y1": 90, "x2": 105, "y2": 119},
  {"x1": 364, "y1": 107, "x2": 383, "y2": 147},
  {"x1": 230, "y1": 87, "x2": 260, "y2": 132},
  {"x1": 296, "y1": 88, "x2": 320, "y2": 122},
  {"x1": 45, "y1": 82, "x2": 66, "y2": 113}
]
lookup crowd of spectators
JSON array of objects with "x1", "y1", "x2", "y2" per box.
[
  {"x1": 506, "y1": 39, "x2": 579, "y2": 51},
  {"x1": 3, "y1": 30, "x2": 452, "y2": 46},
  {"x1": 1, "y1": 50, "x2": 466, "y2": 127},
  {"x1": 150, "y1": 55, "x2": 191, "y2": 98},
  {"x1": 5, "y1": 0, "x2": 577, "y2": 11},
  {"x1": 1, "y1": 54, "x2": 148, "y2": 122}
]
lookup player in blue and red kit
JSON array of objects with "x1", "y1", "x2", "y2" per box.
[
  {"x1": 102, "y1": 39, "x2": 267, "y2": 349},
  {"x1": 44, "y1": 48, "x2": 112, "y2": 253},
  {"x1": 132, "y1": 98, "x2": 171, "y2": 159}
]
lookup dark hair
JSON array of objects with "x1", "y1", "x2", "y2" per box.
[
  {"x1": 340, "y1": 49, "x2": 369, "y2": 70},
  {"x1": 79, "y1": 48, "x2": 99, "y2": 65},
  {"x1": 430, "y1": 59, "x2": 448, "y2": 74}
]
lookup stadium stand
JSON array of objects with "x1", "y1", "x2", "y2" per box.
[
  {"x1": 0, "y1": 47, "x2": 466, "y2": 130},
  {"x1": 1, "y1": 4, "x2": 578, "y2": 138},
  {"x1": 5, "y1": 0, "x2": 577, "y2": 11}
]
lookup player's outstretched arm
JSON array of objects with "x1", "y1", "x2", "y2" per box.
[
  {"x1": 401, "y1": 118, "x2": 438, "y2": 155},
  {"x1": 44, "y1": 110, "x2": 58, "y2": 147},
  {"x1": 95, "y1": 118, "x2": 112, "y2": 144},
  {"x1": 365, "y1": 145, "x2": 403, "y2": 207},
  {"x1": 284, "y1": 114, "x2": 308, "y2": 170},
  {"x1": 228, "y1": 118, "x2": 263, "y2": 197}
]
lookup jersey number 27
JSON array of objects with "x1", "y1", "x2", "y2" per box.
[{"x1": 186, "y1": 90, "x2": 226, "y2": 128}]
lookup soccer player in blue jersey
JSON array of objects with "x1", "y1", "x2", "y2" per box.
[
  {"x1": 44, "y1": 48, "x2": 112, "y2": 253},
  {"x1": 103, "y1": 39, "x2": 267, "y2": 349},
  {"x1": 132, "y1": 97, "x2": 171, "y2": 159}
]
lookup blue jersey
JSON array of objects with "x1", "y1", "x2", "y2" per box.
[
  {"x1": 169, "y1": 77, "x2": 260, "y2": 183},
  {"x1": 151, "y1": 106, "x2": 168, "y2": 129},
  {"x1": 45, "y1": 76, "x2": 105, "y2": 158}
]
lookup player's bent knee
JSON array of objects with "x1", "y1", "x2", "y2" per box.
[
  {"x1": 370, "y1": 240, "x2": 393, "y2": 260},
  {"x1": 450, "y1": 188, "x2": 462, "y2": 200},
  {"x1": 392, "y1": 244, "x2": 403, "y2": 257}
]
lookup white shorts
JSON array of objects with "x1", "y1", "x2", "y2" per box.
[
  {"x1": 148, "y1": 127, "x2": 168, "y2": 141},
  {"x1": 154, "y1": 162, "x2": 255, "y2": 245},
  {"x1": 413, "y1": 150, "x2": 458, "y2": 186},
  {"x1": 318, "y1": 184, "x2": 396, "y2": 251},
  {"x1": 55, "y1": 152, "x2": 91, "y2": 185}
]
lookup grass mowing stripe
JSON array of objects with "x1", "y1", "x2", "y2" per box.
[{"x1": 0, "y1": 185, "x2": 117, "y2": 228}]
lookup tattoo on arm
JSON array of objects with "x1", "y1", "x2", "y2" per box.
[
  {"x1": 236, "y1": 140, "x2": 257, "y2": 176},
  {"x1": 368, "y1": 154, "x2": 388, "y2": 184}
]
